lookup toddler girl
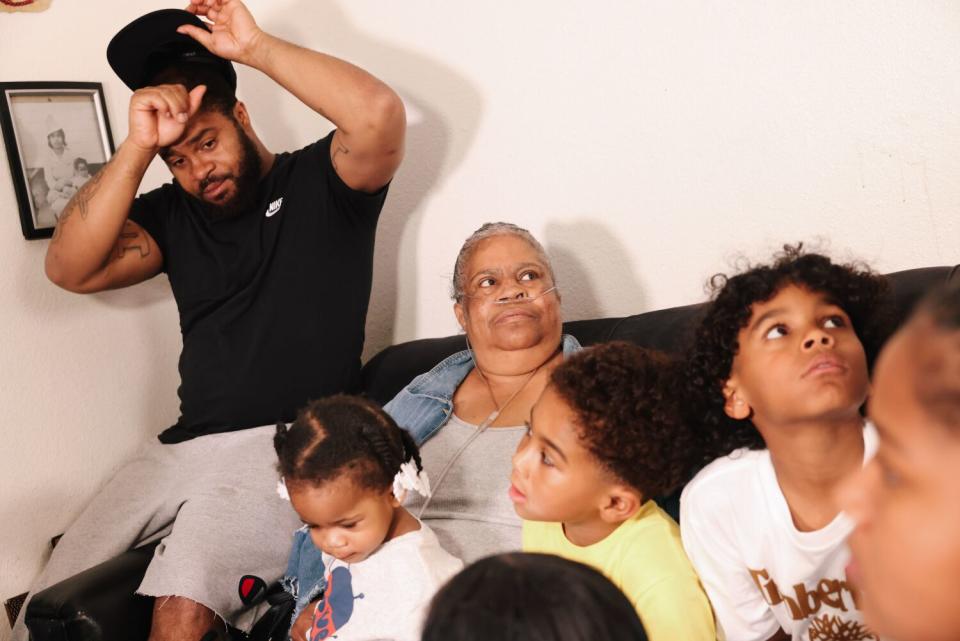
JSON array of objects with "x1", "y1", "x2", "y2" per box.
[{"x1": 275, "y1": 394, "x2": 462, "y2": 641}]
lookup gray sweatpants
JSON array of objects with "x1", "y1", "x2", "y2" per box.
[{"x1": 12, "y1": 424, "x2": 302, "y2": 640}]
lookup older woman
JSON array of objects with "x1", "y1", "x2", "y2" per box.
[{"x1": 385, "y1": 222, "x2": 581, "y2": 562}]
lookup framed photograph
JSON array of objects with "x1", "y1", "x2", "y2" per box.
[{"x1": 0, "y1": 82, "x2": 115, "y2": 239}]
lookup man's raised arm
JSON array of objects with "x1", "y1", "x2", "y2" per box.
[
  {"x1": 44, "y1": 84, "x2": 206, "y2": 293},
  {"x1": 179, "y1": 0, "x2": 406, "y2": 193}
]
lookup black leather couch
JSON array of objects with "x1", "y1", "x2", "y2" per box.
[{"x1": 25, "y1": 265, "x2": 957, "y2": 641}]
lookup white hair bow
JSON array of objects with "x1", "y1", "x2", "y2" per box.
[
  {"x1": 276, "y1": 477, "x2": 290, "y2": 501},
  {"x1": 392, "y1": 459, "x2": 431, "y2": 502}
]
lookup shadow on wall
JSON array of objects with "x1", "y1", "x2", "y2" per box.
[
  {"x1": 14, "y1": 234, "x2": 180, "y2": 436},
  {"x1": 544, "y1": 220, "x2": 648, "y2": 322},
  {"x1": 242, "y1": 0, "x2": 484, "y2": 360}
]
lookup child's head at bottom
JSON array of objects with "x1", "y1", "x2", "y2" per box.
[
  {"x1": 422, "y1": 552, "x2": 648, "y2": 641},
  {"x1": 840, "y1": 280, "x2": 960, "y2": 641},
  {"x1": 510, "y1": 341, "x2": 690, "y2": 539},
  {"x1": 274, "y1": 394, "x2": 423, "y2": 563}
]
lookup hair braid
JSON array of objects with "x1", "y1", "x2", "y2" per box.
[
  {"x1": 360, "y1": 422, "x2": 403, "y2": 477},
  {"x1": 398, "y1": 429, "x2": 423, "y2": 473},
  {"x1": 276, "y1": 394, "x2": 416, "y2": 492},
  {"x1": 273, "y1": 421, "x2": 289, "y2": 456}
]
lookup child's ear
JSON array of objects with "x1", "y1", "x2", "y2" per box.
[
  {"x1": 385, "y1": 487, "x2": 402, "y2": 508},
  {"x1": 599, "y1": 486, "x2": 642, "y2": 525},
  {"x1": 723, "y1": 379, "x2": 752, "y2": 420}
]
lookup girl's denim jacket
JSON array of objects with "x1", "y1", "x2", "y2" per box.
[{"x1": 281, "y1": 334, "x2": 582, "y2": 624}]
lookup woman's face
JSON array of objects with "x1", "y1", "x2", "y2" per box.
[
  {"x1": 47, "y1": 130, "x2": 65, "y2": 152},
  {"x1": 454, "y1": 234, "x2": 561, "y2": 357}
]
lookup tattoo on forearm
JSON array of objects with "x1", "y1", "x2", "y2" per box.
[
  {"x1": 115, "y1": 220, "x2": 151, "y2": 260},
  {"x1": 50, "y1": 158, "x2": 111, "y2": 243},
  {"x1": 332, "y1": 142, "x2": 350, "y2": 171}
]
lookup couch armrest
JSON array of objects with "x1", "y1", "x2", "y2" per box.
[{"x1": 25, "y1": 542, "x2": 157, "y2": 641}]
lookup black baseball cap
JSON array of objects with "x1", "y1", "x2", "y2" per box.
[{"x1": 107, "y1": 9, "x2": 237, "y2": 92}]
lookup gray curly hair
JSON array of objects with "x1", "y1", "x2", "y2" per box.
[{"x1": 451, "y1": 222, "x2": 556, "y2": 303}]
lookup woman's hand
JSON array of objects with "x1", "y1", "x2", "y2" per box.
[{"x1": 290, "y1": 600, "x2": 317, "y2": 641}]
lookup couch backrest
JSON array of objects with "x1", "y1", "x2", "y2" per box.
[{"x1": 361, "y1": 265, "x2": 957, "y2": 407}]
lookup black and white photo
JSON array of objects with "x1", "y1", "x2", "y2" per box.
[{"x1": 0, "y1": 82, "x2": 114, "y2": 239}]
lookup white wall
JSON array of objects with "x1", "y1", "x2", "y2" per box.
[{"x1": 2, "y1": 1, "x2": 959, "y2": 635}]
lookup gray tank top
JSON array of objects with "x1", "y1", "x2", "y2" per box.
[{"x1": 405, "y1": 414, "x2": 526, "y2": 564}]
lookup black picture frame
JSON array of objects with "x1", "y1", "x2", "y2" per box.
[{"x1": 0, "y1": 82, "x2": 115, "y2": 240}]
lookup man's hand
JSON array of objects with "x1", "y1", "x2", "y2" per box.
[
  {"x1": 179, "y1": 0, "x2": 405, "y2": 192},
  {"x1": 178, "y1": 0, "x2": 265, "y2": 67},
  {"x1": 127, "y1": 84, "x2": 206, "y2": 153}
]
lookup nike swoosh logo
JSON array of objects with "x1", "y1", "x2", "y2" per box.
[{"x1": 265, "y1": 197, "x2": 283, "y2": 218}]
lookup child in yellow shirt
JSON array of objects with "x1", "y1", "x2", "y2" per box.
[{"x1": 511, "y1": 341, "x2": 715, "y2": 641}]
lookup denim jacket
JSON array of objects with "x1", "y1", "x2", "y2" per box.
[
  {"x1": 281, "y1": 334, "x2": 582, "y2": 627},
  {"x1": 384, "y1": 334, "x2": 582, "y2": 445},
  {"x1": 281, "y1": 526, "x2": 326, "y2": 629}
]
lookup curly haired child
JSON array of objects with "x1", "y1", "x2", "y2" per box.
[
  {"x1": 511, "y1": 341, "x2": 716, "y2": 641},
  {"x1": 275, "y1": 395, "x2": 462, "y2": 641},
  {"x1": 839, "y1": 279, "x2": 960, "y2": 641},
  {"x1": 679, "y1": 244, "x2": 890, "y2": 641}
]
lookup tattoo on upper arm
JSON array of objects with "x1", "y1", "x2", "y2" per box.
[
  {"x1": 114, "y1": 220, "x2": 151, "y2": 260},
  {"x1": 331, "y1": 142, "x2": 350, "y2": 172},
  {"x1": 50, "y1": 159, "x2": 110, "y2": 243}
]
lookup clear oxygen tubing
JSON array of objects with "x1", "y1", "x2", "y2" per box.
[
  {"x1": 490, "y1": 285, "x2": 558, "y2": 304},
  {"x1": 416, "y1": 285, "x2": 560, "y2": 518},
  {"x1": 415, "y1": 337, "x2": 543, "y2": 519},
  {"x1": 460, "y1": 285, "x2": 559, "y2": 305}
]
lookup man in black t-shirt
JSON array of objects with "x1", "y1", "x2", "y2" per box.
[{"x1": 18, "y1": 1, "x2": 405, "y2": 640}]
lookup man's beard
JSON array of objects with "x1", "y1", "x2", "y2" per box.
[{"x1": 200, "y1": 120, "x2": 263, "y2": 221}]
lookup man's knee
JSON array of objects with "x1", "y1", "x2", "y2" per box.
[{"x1": 148, "y1": 595, "x2": 226, "y2": 641}]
